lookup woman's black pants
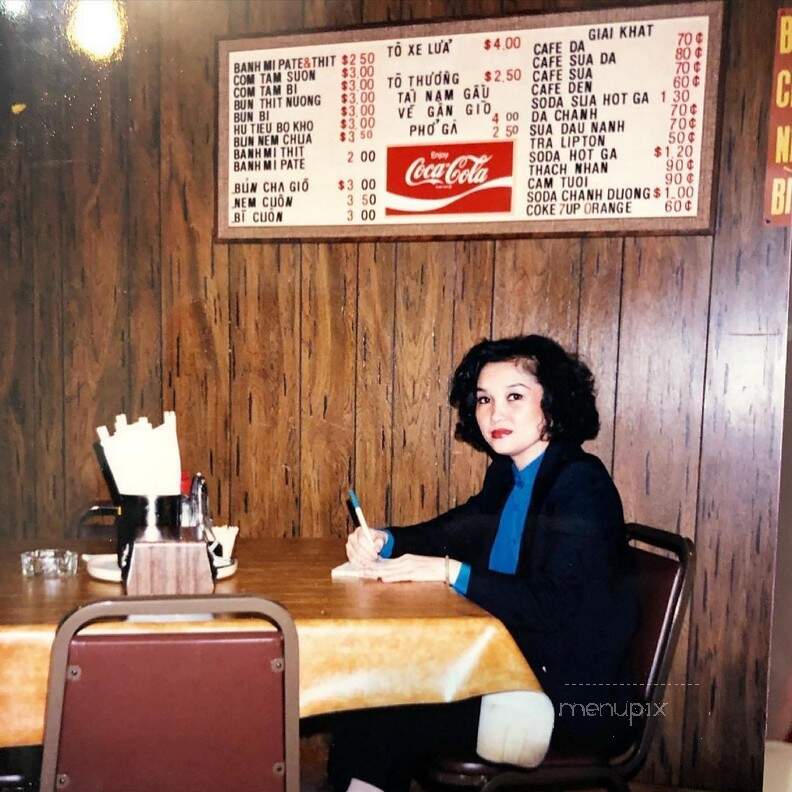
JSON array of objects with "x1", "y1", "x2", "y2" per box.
[{"x1": 327, "y1": 698, "x2": 481, "y2": 792}]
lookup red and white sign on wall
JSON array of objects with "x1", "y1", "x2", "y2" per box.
[
  {"x1": 217, "y1": 2, "x2": 722, "y2": 240},
  {"x1": 764, "y1": 9, "x2": 792, "y2": 225},
  {"x1": 385, "y1": 142, "x2": 513, "y2": 216}
]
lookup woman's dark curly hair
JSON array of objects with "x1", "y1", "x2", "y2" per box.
[{"x1": 450, "y1": 335, "x2": 599, "y2": 453}]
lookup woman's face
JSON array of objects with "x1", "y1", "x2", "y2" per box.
[{"x1": 475, "y1": 359, "x2": 548, "y2": 469}]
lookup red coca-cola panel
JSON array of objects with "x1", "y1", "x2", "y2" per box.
[{"x1": 386, "y1": 140, "x2": 513, "y2": 216}]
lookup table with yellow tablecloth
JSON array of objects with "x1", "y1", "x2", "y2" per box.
[{"x1": 0, "y1": 537, "x2": 553, "y2": 766}]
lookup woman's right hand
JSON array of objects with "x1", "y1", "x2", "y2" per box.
[{"x1": 346, "y1": 526, "x2": 388, "y2": 567}]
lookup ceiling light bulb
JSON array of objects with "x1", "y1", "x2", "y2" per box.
[
  {"x1": 1, "y1": 0, "x2": 30, "y2": 18},
  {"x1": 66, "y1": 0, "x2": 127, "y2": 61}
]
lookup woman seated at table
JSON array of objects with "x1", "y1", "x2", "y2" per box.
[{"x1": 330, "y1": 334, "x2": 639, "y2": 792}]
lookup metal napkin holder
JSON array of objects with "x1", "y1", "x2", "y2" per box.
[{"x1": 118, "y1": 479, "x2": 215, "y2": 595}]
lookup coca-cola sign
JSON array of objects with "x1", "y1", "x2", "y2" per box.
[
  {"x1": 405, "y1": 154, "x2": 492, "y2": 187},
  {"x1": 386, "y1": 141, "x2": 513, "y2": 216}
]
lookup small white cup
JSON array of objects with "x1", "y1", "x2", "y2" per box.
[{"x1": 210, "y1": 525, "x2": 239, "y2": 560}]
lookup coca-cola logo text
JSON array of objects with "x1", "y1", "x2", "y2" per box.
[
  {"x1": 405, "y1": 154, "x2": 492, "y2": 187},
  {"x1": 386, "y1": 141, "x2": 512, "y2": 215}
]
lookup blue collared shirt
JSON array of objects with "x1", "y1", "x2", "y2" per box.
[
  {"x1": 454, "y1": 453, "x2": 543, "y2": 593},
  {"x1": 380, "y1": 452, "x2": 544, "y2": 594}
]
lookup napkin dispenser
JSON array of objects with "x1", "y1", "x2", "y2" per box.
[
  {"x1": 121, "y1": 508, "x2": 215, "y2": 596},
  {"x1": 116, "y1": 494, "x2": 182, "y2": 574},
  {"x1": 95, "y1": 413, "x2": 216, "y2": 595},
  {"x1": 117, "y1": 479, "x2": 216, "y2": 595}
]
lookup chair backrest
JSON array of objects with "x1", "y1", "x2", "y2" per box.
[
  {"x1": 39, "y1": 596, "x2": 299, "y2": 792},
  {"x1": 75, "y1": 502, "x2": 118, "y2": 539},
  {"x1": 615, "y1": 523, "x2": 694, "y2": 776}
]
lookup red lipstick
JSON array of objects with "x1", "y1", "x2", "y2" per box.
[{"x1": 491, "y1": 429, "x2": 512, "y2": 439}]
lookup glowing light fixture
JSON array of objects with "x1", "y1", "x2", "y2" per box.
[
  {"x1": 0, "y1": 0, "x2": 30, "y2": 18},
  {"x1": 66, "y1": 0, "x2": 127, "y2": 61}
]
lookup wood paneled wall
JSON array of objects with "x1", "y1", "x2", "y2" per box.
[{"x1": 0, "y1": 1, "x2": 788, "y2": 789}]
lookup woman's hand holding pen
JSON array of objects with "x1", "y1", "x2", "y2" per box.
[
  {"x1": 375, "y1": 553, "x2": 462, "y2": 584},
  {"x1": 346, "y1": 526, "x2": 387, "y2": 567}
]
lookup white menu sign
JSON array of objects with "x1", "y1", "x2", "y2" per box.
[{"x1": 217, "y1": 2, "x2": 722, "y2": 239}]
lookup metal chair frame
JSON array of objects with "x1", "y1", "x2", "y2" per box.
[
  {"x1": 40, "y1": 595, "x2": 299, "y2": 792},
  {"x1": 75, "y1": 501, "x2": 118, "y2": 539},
  {"x1": 423, "y1": 522, "x2": 695, "y2": 792}
]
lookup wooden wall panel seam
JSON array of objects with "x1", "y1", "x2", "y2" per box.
[
  {"x1": 610, "y1": 237, "x2": 626, "y2": 475},
  {"x1": 298, "y1": 243, "x2": 304, "y2": 535},
  {"x1": 25, "y1": 143, "x2": 40, "y2": 537},
  {"x1": 58, "y1": 164, "x2": 67, "y2": 533},
  {"x1": 573, "y1": 240, "x2": 582, "y2": 354},
  {"x1": 158, "y1": 0, "x2": 166, "y2": 443},
  {"x1": 353, "y1": 245, "x2": 361, "y2": 490},
  {"x1": 124, "y1": 51, "x2": 133, "y2": 422},
  {"x1": 447, "y1": 251, "x2": 459, "y2": 512},
  {"x1": 680, "y1": 224, "x2": 718, "y2": 787},
  {"x1": 21, "y1": 151, "x2": 34, "y2": 529},
  {"x1": 26, "y1": 151, "x2": 37, "y2": 536},
  {"x1": 388, "y1": 243, "x2": 399, "y2": 525},
  {"x1": 157, "y1": 2, "x2": 165, "y2": 426},
  {"x1": 227, "y1": 242, "x2": 233, "y2": 520},
  {"x1": 388, "y1": 241, "x2": 397, "y2": 524},
  {"x1": 489, "y1": 234, "x2": 496, "y2": 338}
]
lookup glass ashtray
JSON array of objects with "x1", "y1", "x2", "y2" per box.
[{"x1": 20, "y1": 549, "x2": 78, "y2": 578}]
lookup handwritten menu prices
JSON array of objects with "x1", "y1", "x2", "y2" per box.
[{"x1": 217, "y1": 3, "x2": 721, "y2": 238}]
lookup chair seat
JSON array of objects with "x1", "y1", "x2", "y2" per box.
[
  {"x1": 424, "y1": 756, "x2": 499, "y2": 788},
  {"x1": 431, "y1": 748, "x2": 610, "y2": 776},
  {"x1": 424, "y1": 750, "x2": 625, "y2": 792}
]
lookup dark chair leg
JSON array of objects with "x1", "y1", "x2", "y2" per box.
[
  {"x1": 0, "y1": 745, "x2": 42, "y2": 791},
  {"x1": 476, "y1": 767, "x2": 630, "y2": 792}
]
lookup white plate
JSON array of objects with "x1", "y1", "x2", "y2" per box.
[{"x1": 84, "y1": 554, "x2": 237, "y2": 583}]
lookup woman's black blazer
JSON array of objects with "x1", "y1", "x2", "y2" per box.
[{"x1": 388, "y1": 440, "x2": 640, "y2": 746}]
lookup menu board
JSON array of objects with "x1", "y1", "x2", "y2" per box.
[{"x1": 217, "y1": 2, "x2": 722, "y2": 240}]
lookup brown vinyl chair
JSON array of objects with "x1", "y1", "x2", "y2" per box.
[
  {"x1": 76, "y1": 501, "x2": 118, "y2": 539},
  {"x1": 420, "y1": 523, "x2": 694, "y2": 792},
  {"x1": 39, "y1": 595, "x2": 299, "y2": 792}
]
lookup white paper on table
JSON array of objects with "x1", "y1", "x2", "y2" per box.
[
  {"x1": 330, "y1": 559, "x2": 399, "y2": 580},
  {"x1": 331, "y1": 561, "x2": 383, "y2": 580}
]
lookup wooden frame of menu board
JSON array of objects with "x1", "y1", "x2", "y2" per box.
[{"x1": 216, "y1": 2, "x2": 723, "y2": 241}]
